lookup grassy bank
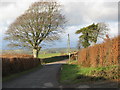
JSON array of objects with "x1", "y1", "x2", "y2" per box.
[
  {"x1": 60, "y1": 64, "x2": 119, "y2": 84},
  {"x1": 3, "y1": 64, "x2": 42, "y2": 82}
]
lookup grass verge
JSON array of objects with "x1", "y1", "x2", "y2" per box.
[
  {"x1": 3, "y1": 64, "x2": 42, "y2": 82},
  {"x1": 60, "y1": 64, "x2": 118, "y2": 85}
]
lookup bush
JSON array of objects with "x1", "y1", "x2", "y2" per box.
[
  {"x1": 2, "y1": 54, "x2": 41, "y2": 77},
  {"x1": 77, "y1": 36, "x2": 119, "y2": 67}
]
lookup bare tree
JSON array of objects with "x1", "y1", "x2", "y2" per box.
[{"x1": 4, "y1": 0, "x2": 66, "y2": 58}]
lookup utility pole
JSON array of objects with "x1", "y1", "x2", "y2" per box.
[{"x1": 67, "y1": 34, "x2": 71, "y2": 62}]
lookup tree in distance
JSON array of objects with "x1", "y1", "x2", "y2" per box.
[
  {"x1": 4, "y1": 0, "x2": 66, "y2": 58},
  {"x1": 75, "y1": 22, "x2": 109, "y2": 48}
]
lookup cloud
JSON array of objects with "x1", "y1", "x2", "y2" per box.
[
  {"x1": 0, "y1": 0, "x2": 37, "y2": 22},
  {"x1": 0, "y1": 1, "x2": 118, "y2": 30},
  {"x1": 61, "y1": 2, "x2": 118, "y2": 26},
  {"x1": 60, "y1": 0, "x2": 119, "y2": 2},
  {"x1": 0, "y1": 0, "x2": 40, "y2": 36},
  {"x1": 108, "y1": 22, "x2": 118, "y2": 37},
  {"x1": 0, "y1": 2, "x2": 15, "y2": 7}
]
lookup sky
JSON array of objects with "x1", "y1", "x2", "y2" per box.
[{"x1": 0, "y1": 0, "x2": 119, "y2": 50}]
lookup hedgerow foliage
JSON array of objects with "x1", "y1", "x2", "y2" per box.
[
  {"x1": 1, "y1": 54, "x2": 41, "y2": 77},
  {"x1": 78, "y1": 36, "x2": 119, "y2": 67}
]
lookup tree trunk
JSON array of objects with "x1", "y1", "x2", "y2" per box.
[{"x1": 33, "y1": 49, "x2": 39, "y2": 58}]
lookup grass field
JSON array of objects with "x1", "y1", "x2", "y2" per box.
[
  {"x1": 38, "y1": 53, "x2": 63, "y2": 59},
  {"x1": 60, "y1": 64, "x2": 118, "y2": 84}
]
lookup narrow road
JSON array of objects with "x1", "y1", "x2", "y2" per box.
[
  {"x1": 3, "y1": 60, "x2": 67, "y2": 88},
  {"x1": 2, "y1": 59, "x2": 119, "y2": 88}
]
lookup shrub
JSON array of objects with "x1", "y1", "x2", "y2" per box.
[
  {"x1": 2, "y1": 54, "x2": 41, "y2": 77},
  {"x1": 77, "y1": 36, "x2": 119, "y2": 67}
]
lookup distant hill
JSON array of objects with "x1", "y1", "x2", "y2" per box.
[
  {"x1": 40, "y1": 47, "x2": 78, "y2": 54},
  {"x1": 1, "y1": 49, "x2": 33, "y2": 55},
  {"x1": 1, "y1": 47, "x2": 78, "y2": 55}
]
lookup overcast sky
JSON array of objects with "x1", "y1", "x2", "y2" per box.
[{"x1": 0, "y1": 0, "x2": 119, "y2": 50}]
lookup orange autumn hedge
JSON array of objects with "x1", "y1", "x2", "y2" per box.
[
  {"x1": 2, "y1": 54, "x2": 41, "y2": 77},
  {"x1": 77, "y1": 36, "x2": 119, "y2": 67},
  {"x1": 0, "y1": 54, "x2": 33, "y2": 58}
]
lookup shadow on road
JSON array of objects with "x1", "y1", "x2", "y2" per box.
[{"x1": 42, "y1": 55, "x2": 69, "y2": 63}]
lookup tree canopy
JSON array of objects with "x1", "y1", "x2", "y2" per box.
[{"x1": 75, "y1": 23, "x2": 109, "y2": 48}]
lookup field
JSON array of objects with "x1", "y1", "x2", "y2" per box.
[
  {"x1": 38, "y1": 53, "x2": 63, "y2": 59},
  {"x1": 38, "y1": 53, "x2": 77, "y2": 64}
]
